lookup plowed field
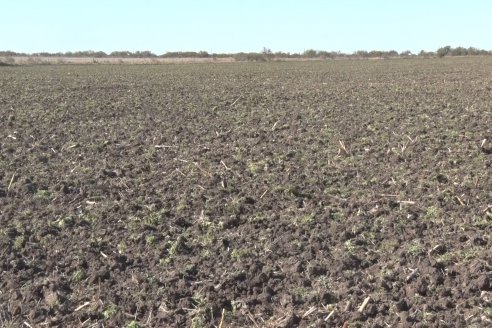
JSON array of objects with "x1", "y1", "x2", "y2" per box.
[{"x1": 1, "y1": 58, "x2": 491, "y2": 327}]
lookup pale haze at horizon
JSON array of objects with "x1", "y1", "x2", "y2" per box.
[{"x1": 2, "y1": 0, "x2": 491, "y2": 54}]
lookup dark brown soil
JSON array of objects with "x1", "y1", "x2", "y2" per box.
[{"x1": 1, "y1": 58, "x2": 491, "y2": 327}]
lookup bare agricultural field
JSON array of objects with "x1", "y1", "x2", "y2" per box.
[
  {"x1": 0, "y1": 58, "x2": 491, "y2": 327},
  {"x1": 2, "y1": 56, "x2": 236, "y2": 65}
]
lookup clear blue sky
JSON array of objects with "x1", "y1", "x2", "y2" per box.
[{"x1": 2, "y1": 0, "x2": 491, "y2": 54}]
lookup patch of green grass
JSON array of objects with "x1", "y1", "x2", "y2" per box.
[
  {"x1": 247, "y1": 214, "x2": 268, "y2": 223},
  {"x1": 224, "y1": 197, "x2": 243, "y2": 215},
  {"x1": 231, "y1": 248, "x2": 252, "y2": 259},
  {"x1": 125, "y1": 216, "x2": 142, "y2": 231},
  {"x1": 192, "y1": 293, "x2": 207, "y2": 308},
  {"x1": 143, "y1": 211, "x2": 163, "y2": 227},
  {"x1": 436, "y1": 247, "x2": 481, "y2": 265},
  {"x1": 176, "y1": 198, "x2": 187, "y2": 212},
  {"x1": 344, "y1": 239, "x2": 357, "y2": 253},
  {"x1": 125, "y1": 210, "x2": 169, "y2": 231},
  {"x1": 292, "y1": 213, "x2": 315, "y2": 225},
  {"x1": 201, "y1": 222, "x2": 218, "y2": 247},
  {"x1": 117, "y1": 242, "x2": 127, "y2": 254},
  {"x1": 291, "y1": 239, "x2": 304, "y2": 250},
  {"x1": 13, "y1": 235, "x2": 25, "y2": 250},
  {"x1": 167, "y1": 240, "x2": 179, "y2": 256},
  {"x1": 81, "y1": 213, "x2": 98, "y2": 225},
  {"x1": 201, "y1": 249, "x2": 212, "y2": 258},
  {"x1": 329, "y1": 210, "x2": 345, "y2": 222},
  {"x1": 290, "y1": 287, "x2": 313, "y2": 302},
  {"x1": 436, "y1": 252, "x2": 454, "y2": 264},
  {"x1": 39, "y1": 235, "x2": 53, "y2": 247},
  {"x1": 34, "y1": 189, "x2": 51, "y2": 199},
  {"x1": 51, "y1": 217, "x2": 74, "y2": 229},
  {"x1": 126, "y1": 321, "x2": 141, "y2": 328},
  {"x1": 473, "y1": 213, "x2": 492, "y2": 228},
  {"x1": 190, "y1": 317, "x2": 206, "y2": 328},
  {"x1": 102, "y1": 303, "x2": 118, "y2": 320},
  {"x1": 423, "y1": 206, "x2": 442, "y2": 222},
  {"x1": 189, "y1": 292, "x2": 213, "y2": 328},
  {"x1": 247, "y1": 159, "x2": 267, "y2": 175},
  {"x1": 145, "y1": 235, "x2": 157, "y2": 245},
  {"x1": 72, "y1": 270, "x2": 85, "y2": 282},
  {"x1": 162, "y1": 237, "x2": 185, "y2": 264},
  {"x1": 407, "y1": 240, "x2": 424, "y2": 256}
]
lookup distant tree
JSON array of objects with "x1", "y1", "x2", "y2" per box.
[
  {"x1": 400, "y1": 50, "x2": 413, "y2": 57},
  {"x1": 354, "y1": 50, "x2": 369, "y2": 58},
  {"x1": 303, "y1": 49, "x2": 317, "y2": 58},
  {"x1": 110, "y1": 51, "x2": 133, "y2": 57},
  {"x1": 93, "y1": 51, "x2": 107, "y2": 58},
  {"x1": 262, "y1": 47, "x2": 274, "y2": 60},
  {"x1": 160, "y1": 51, "x2": 209, "y2": 58},
  {"x1": 5, "y1": 46, "x2": 492, "y2": 61},
  {"x1": 368, "y1": 50, "x2": 383, "y2": 58},
  {"x1": 436, "y1": 46, "x2": 451, "y2": 58},
  {"x1": 0, "y1": 50, "x2": 23, "y2": 56},
  {"x1": 233, "y1": 52, "x2": 267, "y2": 62},
  {"x1": 133, "y1": 50, "x2": 156, "y2": 58},
  {"x1": 418, "y1": 50, "x2": 435, "y2": 57},
  {"x1": 274, "y1": 51, "x2": 291, "y2": 58},
  {"x1": 247, "y1": 52, "x2": 267, "y2": 61},
  {"x1": 317, "y1": 50, "x2": 335, "y2": 59},
  {"x1": 467, "y1": 47, "x2": 480, "y2": 56},
  {"x1": 450, "y1": 47, "x2": 467, "y2": 56},
  {"x1": 387, "y1": 50, "x2": 399, "y2": 57}
]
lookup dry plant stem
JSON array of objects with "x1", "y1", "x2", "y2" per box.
[
  {"x1": 7, "y1": 173, "x2": 15, "y2": 191},
  {"x1": 358, "y1": 296, "x2": 371, "y2": 312},
  {"x1": 406, "y1": 268, "x2": 419, "y2": 282},
  {"x1": 175, "y1": 168, "x2": 186, "y2": 176},
  {"x1": 271, "y1": 121, "x2": 279, "y2": 131},
  {"x1": 220, "y1": 160, "x2": 231, "y2": 170},
  {"x1": 455, "y1": 196, "x2": 465, "y2": 206},
  {"x1": 154, "y1": 144, "x2": 177, "y2": 148},
  {"x1": 379, "y1": 194, "x2": 399, "y2": 197},
  {"x1": 245, "y1": 309, "x2": 259, "y2": 328},
  {"x1": 338, "y1": 140, "x2": 350, "y2": 156},
  {"x1": 75, "y1": 302, "x2": 91, "y2": 311},
  {"x1": 230, "y1": 96, "x2": 241, "y2": 107},
  {"x1": 218, "y1": 308, "x2": 225, "y2": 328},
  {"x1": 302, "y1": 306, "x2": 317, "y2": 318},
  {"x1": 428, "y1": 244, "x2": 443, "y2": 255},
  {"x1": 324, "y1": 310, "x2": 335, "y2": 321},
  {"x1": 260, "y1": 189, "x2": 269, "y2": 199},
  {"x1": 405, "y1": 135, "x2": 416, "y2": 143}
]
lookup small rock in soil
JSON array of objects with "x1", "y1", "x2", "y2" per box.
[{"x1": 395, "y1": 299, "x2": 410, "y2": 311}]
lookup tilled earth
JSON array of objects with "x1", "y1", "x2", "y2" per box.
[{"x1": 0, "y1": 58, "x2": 491, "y2": 327}]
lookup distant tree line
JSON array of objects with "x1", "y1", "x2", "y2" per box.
[{"x1": 1, "y1": 46, "x2": 491, "y2": 62}]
